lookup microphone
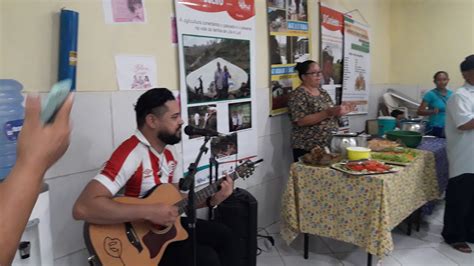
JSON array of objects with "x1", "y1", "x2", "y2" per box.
[{"x1": 184, "y1": 125, "x2": 224, "y2": 137}]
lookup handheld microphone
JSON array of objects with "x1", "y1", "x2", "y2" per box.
[{"x1": 184, "y1": 125, "x2": 224, "y2": 137}]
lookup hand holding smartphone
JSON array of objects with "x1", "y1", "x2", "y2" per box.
[{"x1": 41, "y1": 79, "x2": 72, "y2": 124}]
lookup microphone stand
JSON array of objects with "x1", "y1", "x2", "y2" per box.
[
  {"x1": 208, "y1": 152, "x2": 219, "y2": 220},
  {"x1": 179, "y1": 136, "x2": 211, "y2": 266}
]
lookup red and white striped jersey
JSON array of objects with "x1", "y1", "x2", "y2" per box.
[{"x1": 94, "y1": 130, "x2": 183, "y2": 198}]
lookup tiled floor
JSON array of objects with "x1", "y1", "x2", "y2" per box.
[{"x1": 257, "y1": 201, "x2": 474, "y2": 265}]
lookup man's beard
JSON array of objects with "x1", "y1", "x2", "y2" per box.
[{"x1": 158, "y1": 129, "x2": 181, "y2": 145}]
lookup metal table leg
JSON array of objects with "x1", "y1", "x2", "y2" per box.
[{"x1": 304, "y1": 233, "x2": 309, "y2": 259}]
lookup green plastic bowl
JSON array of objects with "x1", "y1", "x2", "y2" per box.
[{"x1": 385, "y1": 130, "x2": 422, "y2": 148}]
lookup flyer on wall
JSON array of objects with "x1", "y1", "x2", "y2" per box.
[
  {"x1": 268, "y1": 0, "x2": 310, "y2": 116},
  {"x1": 342, "y1": 16, "x2": 370, "y2": 115},
  {"x1": 114, "y1": 55, "x2": 157, "y2": 90},
  {"x1": 175, "y1": 0, "x2": 258, "y2": 186},
  {"x1": 319, "y1": 4, "x2": 344, "y2": 102}
]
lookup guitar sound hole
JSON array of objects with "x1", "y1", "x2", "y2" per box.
[{"x1": 153, "y1": 224, "x2": 166, "y2": 230}]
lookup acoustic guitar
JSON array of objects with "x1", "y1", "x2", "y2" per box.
[{"x1": 84, "y1": 159, "x2": 262, "y2": 266}]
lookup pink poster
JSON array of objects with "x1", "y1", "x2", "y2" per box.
[{"x1": 103, "y1": 0, "x2": 147, "y2": 24}]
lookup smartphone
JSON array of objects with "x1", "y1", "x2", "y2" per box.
[{"x1": 41, "y1": 79, "x2": 72, "y2": 124}]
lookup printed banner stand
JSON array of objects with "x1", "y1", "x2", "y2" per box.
[{"x1": 175, "y1": 0, "x2": 258, "y2": 187}]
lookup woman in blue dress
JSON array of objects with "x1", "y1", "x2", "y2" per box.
[{"x1": 417, "y1": 71, "x2": 453, "y2": 138}]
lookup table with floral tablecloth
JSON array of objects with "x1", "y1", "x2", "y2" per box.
[{"x1": 281, "y1": 150, "x2": 440, "y2": 257}]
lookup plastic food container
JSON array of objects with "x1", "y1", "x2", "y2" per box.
[{"x1": 346, "y1": 147, "x2": 372, "y2": 161}]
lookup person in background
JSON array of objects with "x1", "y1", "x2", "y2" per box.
[
  {"x1": 230, "y1": 110, "x2": 239, "y2": 131},
  {"x1": 193, "y1": 112, "x2": 200, "y2": 127},
  {"x1": 204, "y1": 107, "x2": 217, "y2": 130},
  {"x1": 222, "y1": 65, "x2": 232, "y2": 99},
  {"x1": 73, "y1": 88, "x2": 236, "y2": 266},
  {"x1": 442, "y1": 55, "x2": 474, "y2": 254},
  {"x1": 214, "y1": 62, "x2": 224, "y2": 99},
  {"x1": 288, "y1": 60, "x2": 354, "y2": 162},
  {"x1": 417, "y1": 71, "x2": 453, "y2": 138},
  {"x1": 0, "y1": 94, "x2": 74, "y2": 265},
  {"x1": 237, "y1": 109, "x2": 244, "y2": 129},
  {"x1": 390, "y1": 109, "x2": 405, "y2": 128}
]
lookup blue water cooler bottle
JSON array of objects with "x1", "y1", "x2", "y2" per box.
[{"x1": 0, "y1": 80, "x2": 24, "y2": 181}]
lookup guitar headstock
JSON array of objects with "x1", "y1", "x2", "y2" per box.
[{"x1": 235, "y1": 159, "x2": 264, "y2": 180}]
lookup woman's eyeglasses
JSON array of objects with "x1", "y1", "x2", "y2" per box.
[{"x1": 304, "y1": 71, "x2": 323, "y2": 77}]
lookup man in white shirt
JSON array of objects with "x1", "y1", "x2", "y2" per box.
[{"x1": 442, "y1": 55, "x2": 474, "y2": 253}]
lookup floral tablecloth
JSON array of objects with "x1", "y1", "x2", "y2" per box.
[{"x1": 281, "y1": 150, "x2": 440, "y2": 257}]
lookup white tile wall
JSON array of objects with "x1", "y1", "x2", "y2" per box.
[
  {"x1": 44, "y1": 92, "x2": 114, "y2": 179},
  {"x1": 47, "y1": 170, "x2": 97, "y2": 259},
  {"x1": 110, "y1": 90, "x2": 143, "y2": 147}
]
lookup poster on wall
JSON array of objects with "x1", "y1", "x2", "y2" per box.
[
  {"x1": 102, "y1": 0, "x2": 147, "y2": 24},
  {"x1": 319, "y1": 4, "x2": 344, "y2": 102},
  {"x1": 114, "y1": 55, "x2": 157, "y2": 90},
  {"x1": 267, "y1": 0, "x2": 310, "y2": 116},
  {"x1": 175, "y1": 0, "x2": 258, "y2": 186},
  {"x1": 342, "y1": 16, "x2": 370, "y2": 114}
]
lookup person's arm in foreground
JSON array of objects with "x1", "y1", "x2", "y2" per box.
[{"x1": 0, "y1": 94, "x2": 73, "y2": 265}]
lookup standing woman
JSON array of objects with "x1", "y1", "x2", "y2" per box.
[
  {"x1": 417, "y1": 71, "x2": 453, "y2": 138},
  {"x1": 288, "y1": 60, "x2": 352, "y2": 162}
]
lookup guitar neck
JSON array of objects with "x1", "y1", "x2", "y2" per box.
[{"x1": 175, "y1": 171, "x2": 239, "y2": 215}]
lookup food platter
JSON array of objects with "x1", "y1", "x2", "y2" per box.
[
  {"x1": 298, "y1": 146, "x2": 342, "y2": 167},
  {"x1": 368, "y1": 138, "x2": 401, "y2": 151},
  {"x1": 370, "y1": 148, "x2": 418, "y2": 166},
  {"x1": 299, "y1": 155, "x2": 341, "y2": 167},
  {"x1": 331, "y1": 160, "x2": 403, "y2": 176}
]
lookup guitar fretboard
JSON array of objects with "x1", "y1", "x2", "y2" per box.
[{"x1": 175, "y1": 169, "x2": 240, "y2": 215}]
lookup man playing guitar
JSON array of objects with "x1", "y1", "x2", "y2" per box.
[{"x1": 73, "y1": 88, "x2": 237, "y2": 266}]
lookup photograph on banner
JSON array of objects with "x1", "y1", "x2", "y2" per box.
[
  {"x1": 320, "y1": 5, "x2": 344, "y2": 86},
  {"x1": 187, "y1": 105, "x2": 217, "y2": 139},
  {"x1": 271, "y1": 75, "x2": 296, "y2": 113},
  {"x1": 287, "y1": 0, "x2": 307, "y2": 22},
  {"x1": 228, "y1": 101, "x2": 252, "y2": 132},
  {"x1": 268, "y1": 9, "x2": 287, "y2": 32},
  {"x1": 271, "y1": 35, "x2": 310, "y2": 64},
  {"x1": 114, "y1": 55, "x2": 157, "y2": 90},
  {"x1": 183, "y1": 35, "x2": 250, "y2": 104},
  {"x1": 342, "y1": 16, "x2": 370, "y2": 114},
  {"x1": 211, "y1": 133, "x2": 238, "y2": 159},
  {"x1": 269, "y1": 34, "x2": 309, "y2": 115},
  {"x1": 102, "y1": 0, "x2": 146, "y2": 24},
  {"x1": 321, "y1": 44, "x2": 343, "y2": 85},
  {"x1": 267, "y1": 0, "x2": 309, "y2": 116},
  {"x1": 268, "y1": 1, "x2": 308, "y2": 34},
  {"x1": 268, "y1": 0, "x2": 285, "y2": 9}
]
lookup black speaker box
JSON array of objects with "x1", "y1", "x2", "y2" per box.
[{"x1": 213, "y1": 188, "x2": 257, "y2": 266}]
